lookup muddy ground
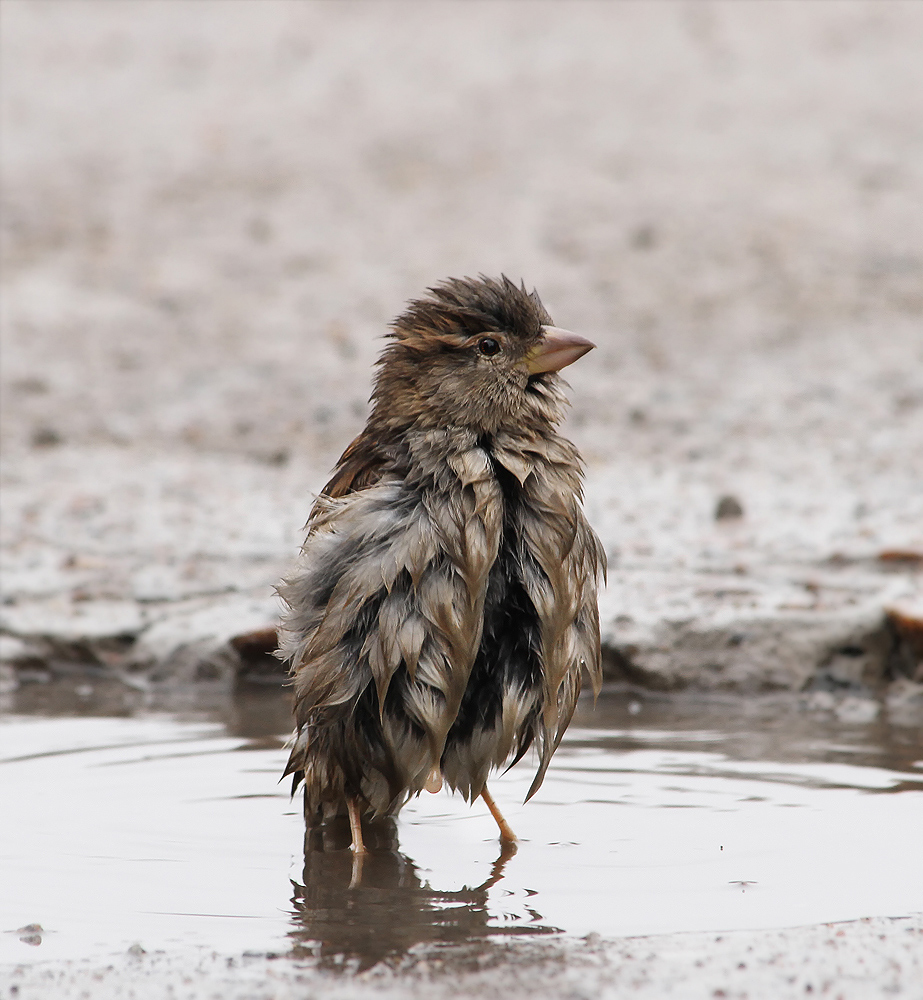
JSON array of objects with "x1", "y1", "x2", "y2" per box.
[
  {"x1": 1, "y1": 2, "x2": 922, "y2": 996},
  {"x1": 7, "y1": 914, "x2": 922, "y2": 1000},
  {"x1": 2, "y1": 0, "x2": 922, "y2": 703}
]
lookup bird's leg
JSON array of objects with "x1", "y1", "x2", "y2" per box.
[
  {"x1": 480, "y1": 785, "x2": 518, "y2": 843},
  {"x1": 348, "y1": 850, "x2": 365, "y2": 890},
  {"x1": 346, "y1": 797, "x2": 368, "y2": 855}
]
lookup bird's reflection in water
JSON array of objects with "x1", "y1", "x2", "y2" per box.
[{"x1": 289, "y1": 819, "x2": 558, "y2": 969}]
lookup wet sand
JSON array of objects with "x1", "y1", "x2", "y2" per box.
[
  {"x1": 7, "y1": 914, "x2": 923, "y2": 1000},
  {"x1": 2, "y1": 0, "x2": 921, "y2": 696}
]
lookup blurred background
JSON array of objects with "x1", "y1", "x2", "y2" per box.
[{"x1": 2, "y1": 0, "x2": 922, "y2": 698}]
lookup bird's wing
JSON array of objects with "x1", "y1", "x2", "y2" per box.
[
  {"x1": 279, "y1": 481, "x2": 436, "y2": 806},
  {"x1": 317, "y1": 431, "x2": 390, "y2": 501},
  {"x1": 279, "y1": 443, "x2": 504, "y2": 806},
  {"x1": 282, "y1": 482, "x2": 428, "y2": 710}
]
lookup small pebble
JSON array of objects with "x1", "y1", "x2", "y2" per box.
[
  {"x1": 715, "y1": 495, "x2": 745, "y2": 520},
  {"x1": 31, "y1": 426, "x2": 63, "y2": 448}
]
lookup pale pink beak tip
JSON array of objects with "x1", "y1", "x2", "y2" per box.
[{"x1": 526, "y1": 326, "x2": 596, "y2": 374}]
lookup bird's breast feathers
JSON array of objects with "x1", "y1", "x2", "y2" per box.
[{"x1": 279, "y1": 429, "x2": 603, "y2": 804}]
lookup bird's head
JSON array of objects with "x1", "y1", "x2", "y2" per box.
[{"x1": 370, "y1": 275, "x2": 594, "y2": 435}]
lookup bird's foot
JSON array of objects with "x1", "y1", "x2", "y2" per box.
[{"x1": 480, "y1": 785, "x2": 518, "y2": 844}]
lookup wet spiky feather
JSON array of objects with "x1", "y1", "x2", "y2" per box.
[{"x1": 278, "y1": 276, "x2": 605, "y2": 826}]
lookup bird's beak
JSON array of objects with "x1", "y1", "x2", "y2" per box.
[{"x1": 525, "y1": 326, "x2": 596, "y2": 374}]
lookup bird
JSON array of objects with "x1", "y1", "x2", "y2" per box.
[{"x1": 278, "y1": 275, "x2": 605, "y2": 854}]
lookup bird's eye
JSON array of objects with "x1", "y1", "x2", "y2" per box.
[{"x1": 478, "y1": 337, "x2": 501, "y2": 357}]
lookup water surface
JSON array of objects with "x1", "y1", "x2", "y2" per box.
[{"x1": 2, "y1": 684, "x2": 921, "y2": 967}]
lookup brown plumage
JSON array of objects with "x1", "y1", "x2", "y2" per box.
[{"x1": 278, "y1": 275, "x2": 605, "y2": 851}]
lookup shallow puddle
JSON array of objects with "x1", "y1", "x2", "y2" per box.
[{"x1": 2, "y1": 685, "x2": 921, "y2": 967}]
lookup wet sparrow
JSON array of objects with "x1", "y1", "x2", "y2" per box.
[{"x1": 279, "y1": 276, "x2": 604, "y2": 852}]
